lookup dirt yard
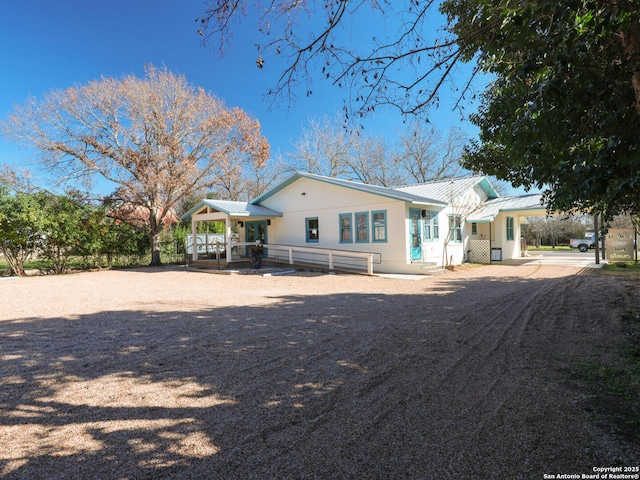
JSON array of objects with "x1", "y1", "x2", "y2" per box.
[{"x1": 1, "y1": 263, "x2": 638, "y2": 479}]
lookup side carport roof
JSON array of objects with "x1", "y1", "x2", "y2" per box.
[
  {"x1": 181, "y1": 199, "x2": 283, "y2": 221},
  {"x1": 467, "y1": 193, "x2": 547, "y2": 222}
]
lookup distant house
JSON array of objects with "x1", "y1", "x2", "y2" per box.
[{"x1": 182, "y1": 172, "x2": 547, "y2": 274}]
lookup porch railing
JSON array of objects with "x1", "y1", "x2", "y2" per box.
[
  {"x1": 265, "y1": 244, "x2": 381, "y2": 275},
  {"x1": 187, "y1": 239, "x2": 381, "y2": 275}
]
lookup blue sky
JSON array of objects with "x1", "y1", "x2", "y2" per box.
[{"x1": 0, "y1": 1, "x2": 483, "y2": 190}]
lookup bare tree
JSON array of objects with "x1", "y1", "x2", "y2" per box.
[
  {"x1": 288, "y1": 115, "x2": 350, "y2": 177},
  {"x1": 195, "y1": 146, "x2": 290, "y2": 202},
  {"x1": 210, "y1": 151, "x2": 250, "y2": 201},
  {"x1": 395, "y1": 124, "x2": 466, "y2": 183},
  {"x1": 524, "y1": 216, "x2": 586, "y2": 248},
  {"x1": 287, "y1": 114, "x2": 470, "y2": 186},
  {"x1": 345, "y1": 134, "x2": 403, "y2": 187},
  {"x1": 442, "y1": 187, "x2": 480, "y2": 268},
  {"x1": 1, "y1": 66, "x2": 270, "y2": 265},
  {"x1": 244, "y1": 153, "x2": 292, "y2": 200},
  {"x1": 197, "y1": 1, "x2": 469, "y2": 118},
  {"x1": 608, "y1": 213, "x2": 635, "y2": 230}
]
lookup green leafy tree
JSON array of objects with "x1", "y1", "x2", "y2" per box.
[
  {"x1": 0, "y1": 187, "x2": 45, "y2": 276},
  {"x1": 39, "y1": 192, "x2": 89, "y2": 274},
  {"x1": 443, "y1": 1, "x2": 640, "y2": 218},
  {"x1": 68, "y1": 200, "x2": 148, "y2": 269},
  {"x1": 97, "y1": 219, "x2": 150, "y2": 268},
  {"x1": 199, "y1": 1, "x2": 640, "y2": 217},
  {"x1": 72, "y1": 202, "x2": 111, "y2": 268}
]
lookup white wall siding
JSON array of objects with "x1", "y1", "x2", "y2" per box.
[
  {"x1": 262, "y1": 177, "x2": 412, "y2": 266},
  {"x1": 251, "y1": 174, "x2": 546, "y2": 272},
  {"x1": 186, "y1": 173, "x2": 549, "y2": 273}
]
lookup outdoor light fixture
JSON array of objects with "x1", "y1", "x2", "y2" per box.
[
  {"x1": 238, "y1": 221, "x2": 244, "y2": 227},
  {"x1": 301, "y1": 192, "x2": 306, "y2": 196},
  {"x1": 267, "y1": 220, "x2": 271, "y2": 225}
]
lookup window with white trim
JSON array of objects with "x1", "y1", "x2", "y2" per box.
[
  {"x1": 423, "y1": 210, "x2": 439, "y2": 241},
  {"x1": 449, "y1": 214, "x2": 462, "y2": 243}
]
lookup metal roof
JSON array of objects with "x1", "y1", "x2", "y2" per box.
[
  {"x1": 394, "y1": 176, "x2": 498, "y2": 203},
  {"x1": 251, "y1": 171, "x2": 448, "y2": 206},
  {"x1": 181, "y1": 199, "x2": 282, "y2": 221},
  {"x1": 183, "y1": 174, "x2": 543, "y2": 223},
  {"x1": 467, "y1": 193, "x2": 547, "y2": 222}
]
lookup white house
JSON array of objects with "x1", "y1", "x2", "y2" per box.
[{"x1": 182, "y1": 172, "x2": 547, "y2": 274}]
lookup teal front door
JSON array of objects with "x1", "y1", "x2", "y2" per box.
[
  {"x1": 409, "y1": 209, "x2": 422, "y2": 261},
  {"x1": 245, "y1": 220, "x2": 268, "y2": 257}
]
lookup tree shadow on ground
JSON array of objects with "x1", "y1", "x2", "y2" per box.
[{"x1": 1, "y1": 272, "x2": 637, "y2": 479}]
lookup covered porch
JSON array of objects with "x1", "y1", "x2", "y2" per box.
[
  {"x1": 466, "y1": 194, "x2": 548, "y2": 264},
  {"x1": 181, "y1": 199, "x2": 282, "y2": 268}
]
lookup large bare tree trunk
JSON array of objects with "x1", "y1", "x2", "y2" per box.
[
  {"x1": 149, "y1": 212, "x2": 163, "y2": 266},
  {"x1": 150, "y1": 234, "x2": 162, "y2": 266}
]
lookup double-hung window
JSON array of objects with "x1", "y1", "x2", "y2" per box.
[
  {"x1": 372, "y1": 210, "x2": 387, "y2": 243},
  {"x1": 449, "y1": 214, "x2": 462, "y2": 243},
  {"x1": 423, "y1": 210, "x2": 439, "y2": 241},
  {"x1": 506, "y1": 216, "x2": 514, "y2": 241},
  {"x1": 339, "y1": 213, "x2": 352, "y2": 243},
  {"x1": 355, "y1": 212, "x2": 369, "y2": 243},
  {"x1": 306, "y1": 217, "x2": 319, "y2": 243}
]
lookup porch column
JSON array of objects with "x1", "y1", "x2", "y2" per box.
[
  {"x1": 489, "y1": 221, "x2": 492, "y2": 264},
  {"x1": 226, "y1": 215, "x2": 232, "y2": 261},
  {"x1": 191, "y1": 218, "x2": 198, "y2": 262}
]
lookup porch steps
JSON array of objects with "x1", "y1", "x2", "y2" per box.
[
  {"x1": 420, "y1": 264, "x2": 445, "y2": 275},
  {"x1": 190, "y1": 259, "x2": 232, "y2": 270}
]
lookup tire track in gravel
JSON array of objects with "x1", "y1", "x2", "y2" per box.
[
  {"x1": 292, "y1": 266, "x2": 630, "y2": 478},
  {"x1": 2, "y1": 267, "x2": 636, "y2": 479},
  {"x1": 435, "y1": 273, "x2": 571, "y2": 420},
  {"x1": 418, "y1": 268, "x2": 630, "y2": 477},
  {"x1": 445, "y1": 271, "x2": 590, "y2": 393},
  {"x1": 430, "y1": 272, "x2": 563, "y2": 389}
]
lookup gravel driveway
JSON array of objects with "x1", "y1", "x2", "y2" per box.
[{"x1": 1, "y1": 264, "x2": 638, "y2": 479}]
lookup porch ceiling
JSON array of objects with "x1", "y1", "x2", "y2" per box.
[{"x1": 182, "y1": 199, "x2": 282, "y2": 221}]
